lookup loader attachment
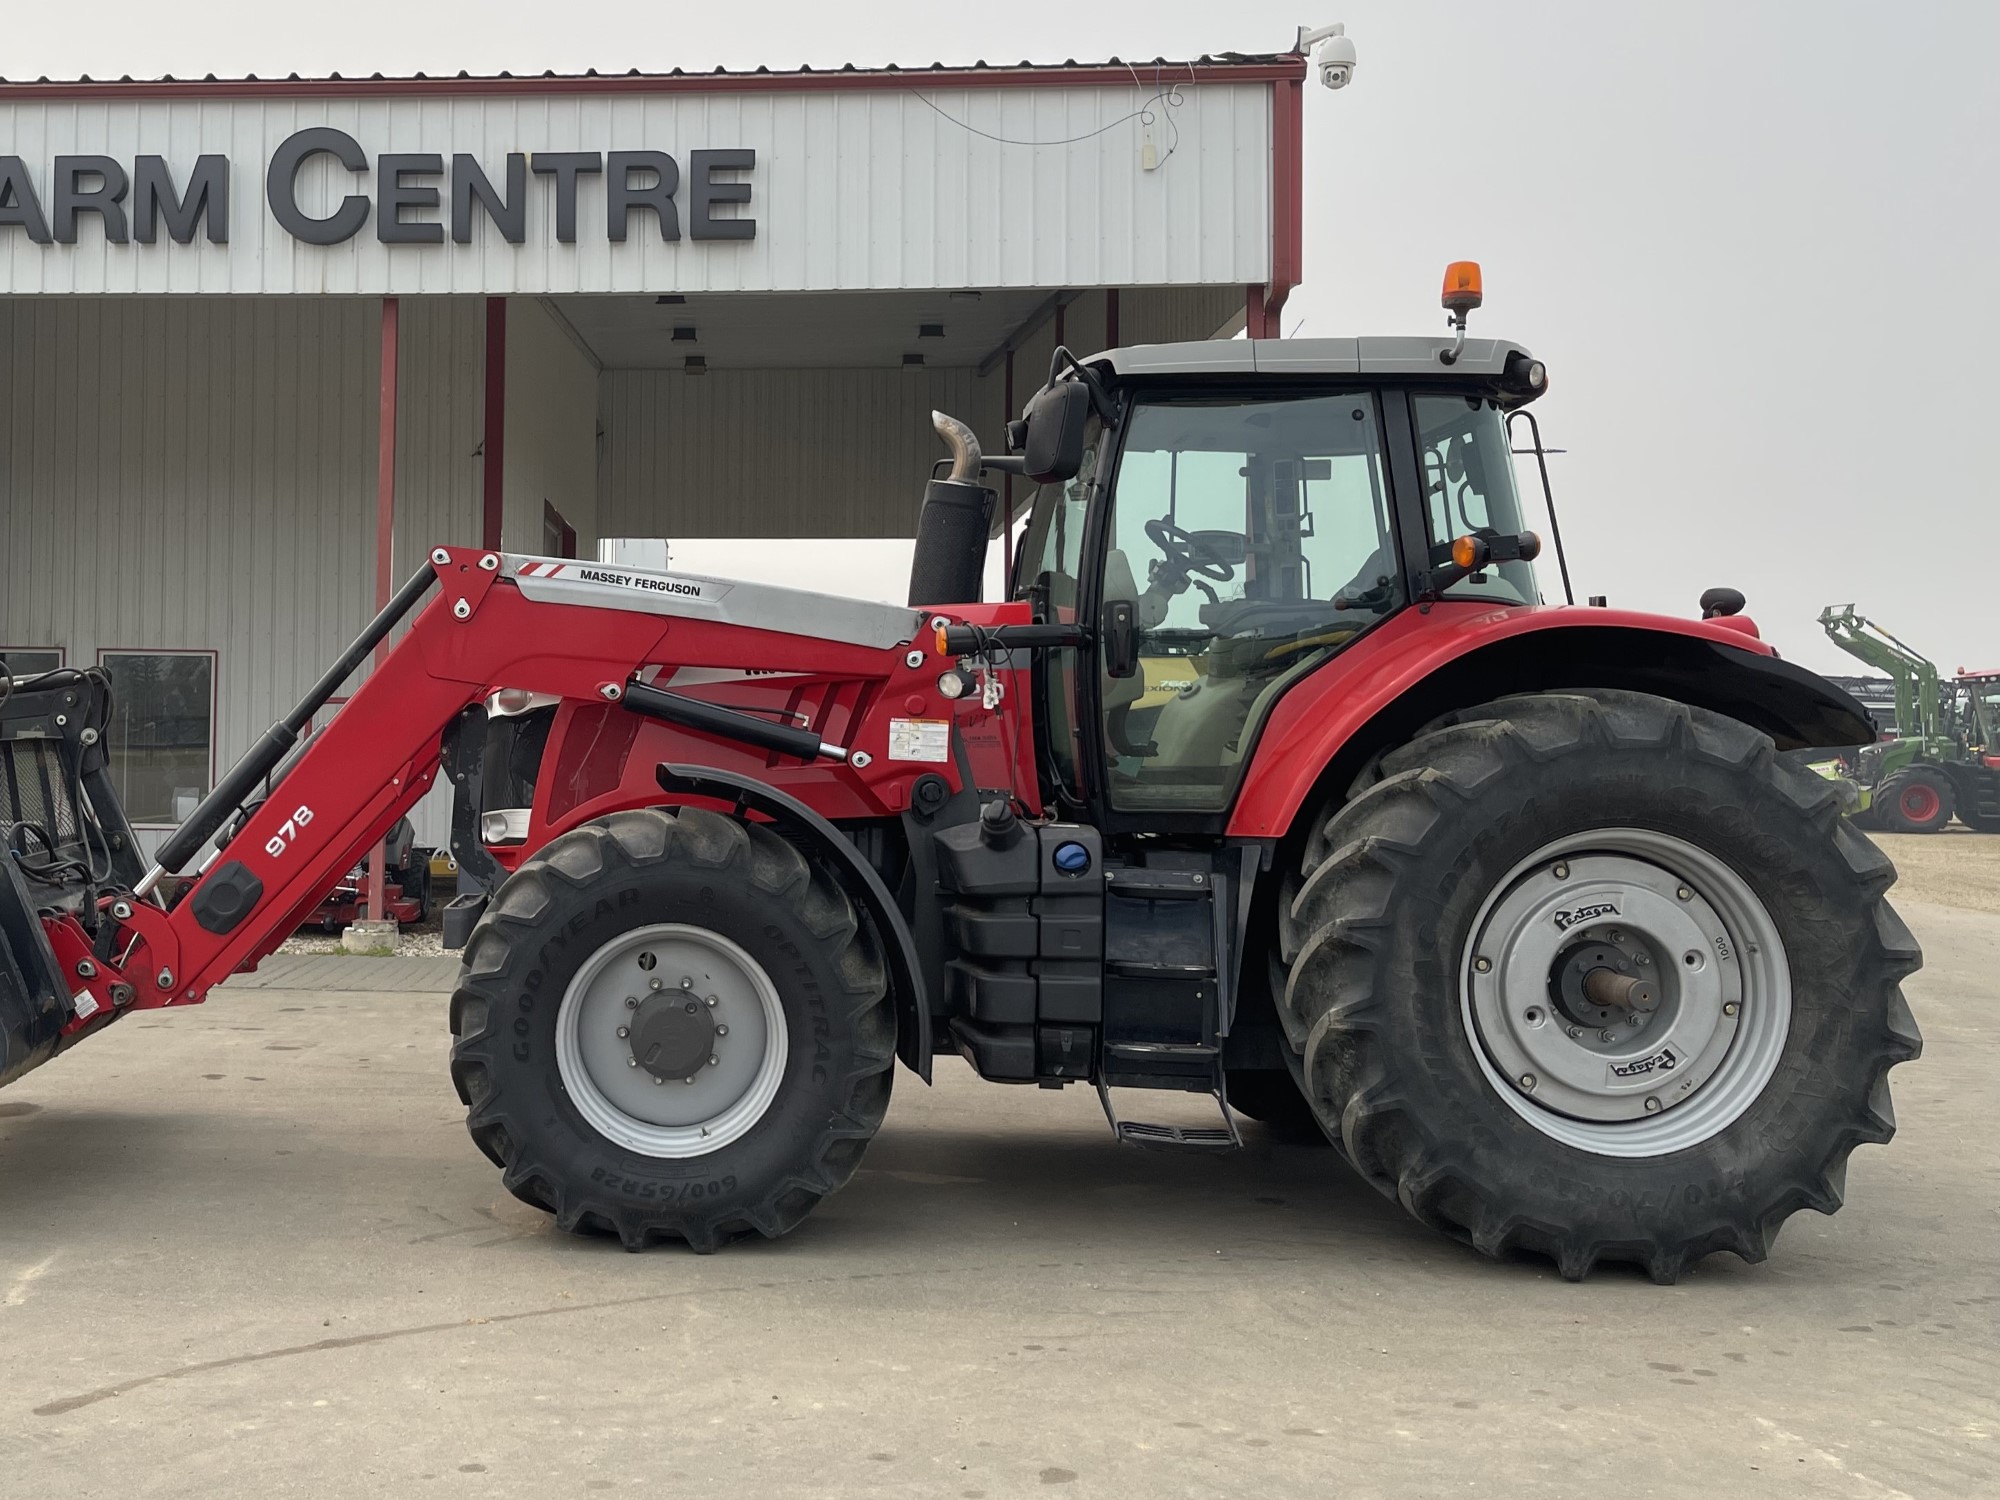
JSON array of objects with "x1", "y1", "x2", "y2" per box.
[{"x1": 0, "y1": 664, "x2": 139, "y2": 1087}]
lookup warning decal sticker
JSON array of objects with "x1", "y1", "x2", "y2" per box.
[{"x1": 887, "y1": 718, "x2": 951, "y2": 763}]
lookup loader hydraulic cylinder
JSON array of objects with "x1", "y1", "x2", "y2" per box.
[
  {"x1": 621, "y1": 679, "x2": 848, "y2": 764},
  {"x1": 144, "y1": 562, "x2": 440, "y2": 886}
]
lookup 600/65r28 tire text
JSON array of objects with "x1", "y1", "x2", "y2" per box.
[
  {"x1": 448, "y1": 807, "x2": 895, "y2": 1252},
  {"x1": 1280, "y1": 689, "x2": 1922, "y2": 1282}
]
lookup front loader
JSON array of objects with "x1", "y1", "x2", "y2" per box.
[{"x1": 0, "y1": 265, "x2": 1921, "y2": 1282}]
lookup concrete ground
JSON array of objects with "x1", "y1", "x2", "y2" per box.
[{"x1": 1, "y1": 893, "x2": 1994, "y2": 1497}]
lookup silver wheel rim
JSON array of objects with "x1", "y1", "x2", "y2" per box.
[
  {"x1": 1461, "y1": 827, "x2": 1791, "y2": 1158},
  {"x1": 555, "y1": 922, "x2": 788, "y2": 1159}
]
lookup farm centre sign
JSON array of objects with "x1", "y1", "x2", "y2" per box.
[{"x1": 0, "y1": 134, "x2": 757, "y2": 246}]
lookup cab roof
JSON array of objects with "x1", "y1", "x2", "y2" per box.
[{"x1": 1084, "y1": 335, "x2": 1535, "y2": 380}]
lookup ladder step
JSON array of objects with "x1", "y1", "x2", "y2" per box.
[
  {"x1": 1096, "y1": 1080, "x2": 1242, "y2": 1153},
  {"x1": 1103, "y1": 1040, "x2": 1219, "y2": 1060},
  {"x1": 1115, "y1": 1121, "x2": 1239, "y2": 1152}
]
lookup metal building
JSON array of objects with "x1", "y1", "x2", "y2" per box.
[{"x1": 0, "y1": 52, "x2": 1306, "y2": 853}]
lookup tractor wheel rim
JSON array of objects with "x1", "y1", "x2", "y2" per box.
[
  {"x1": 1461, "y1": 827, "x2": 1792, "y2": 1158},
  {"x1": 1901, "y1": 783, "x2": 1940, "y2": 821},
  {"x1": 556, "y1": 922, "x2": 787, "y2": 1159}
]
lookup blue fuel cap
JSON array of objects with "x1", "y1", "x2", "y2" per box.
[{"x1": 1052, "y1": 841, "x2": 1092, "y2": 875}]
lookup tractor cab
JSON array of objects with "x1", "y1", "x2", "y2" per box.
[{"x1": 1005, "y1": 328, "x2": 1552, "y2": 826}]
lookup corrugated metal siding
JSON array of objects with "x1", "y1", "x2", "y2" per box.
[
  {"x1": 598, "y1": 366, "x2": 977, "y2": 539},
  {"x1": 0, "y1": 85, "x2": 1272, "y2": 296},
  {"x1": 0, "y1": 293, "x2": 483, "y2": 851},
  {"x1": 503, "y1": 298, "x2": 600, "y2": 551}
]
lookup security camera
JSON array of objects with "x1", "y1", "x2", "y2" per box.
[{"x1": 1298, "y1": 22, "x2": 1357, "y2": 91}]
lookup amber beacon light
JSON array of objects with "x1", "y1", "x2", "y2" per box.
[{"x1": 1439, "y1": 260, "x2": 1484, "y2": 364}]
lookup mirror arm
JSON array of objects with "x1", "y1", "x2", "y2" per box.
[{"x1": 1048, "y1": 344, "x2": 1117, "y2": 425}]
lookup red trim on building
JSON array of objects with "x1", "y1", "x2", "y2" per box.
[
  {"x1": 482, "y1": 297, "x2": 507, "y2": 551},
  {"x1": 1262, "y1": 75, "x2": 1304, "y2": 335},
  {"x1": 368, "y1": 294, "x2": 401, "y2": 924},
  {"x1": 0, "y1": 57, "x2": 1306, "y2": 104}
]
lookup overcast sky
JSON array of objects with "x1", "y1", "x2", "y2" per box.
[{"x1": 9, "y1": 2, "x2": 1993, "y2": 675}]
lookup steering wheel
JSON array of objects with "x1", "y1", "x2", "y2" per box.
[{"x1": 1145, "y1": 518, "x2": 1237, "y2": 582}]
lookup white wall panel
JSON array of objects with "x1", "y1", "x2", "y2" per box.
[
  {"x1": 503, "y1": 298, "x2": 600, "y2": 551},
  {"x1": 0, "y1": 84, "x2": 1272, "y2": 297},
  {"x1": 0, "y1": 294, "x2": 481, "y2": 851},
  {"x1": 598, "y1": 365, "x2": 977, "y2": 542}
]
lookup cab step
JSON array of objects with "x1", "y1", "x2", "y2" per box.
[{"x1": 1096, "y1": 1081, "x2": 1242, "y2": 1152}]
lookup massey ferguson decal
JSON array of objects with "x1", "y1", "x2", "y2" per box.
[{"x1": 517, "y1": 560, "x2": 719, "y2": 600}]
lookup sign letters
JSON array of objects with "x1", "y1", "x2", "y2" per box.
[{"x1": 0, "y1": 131, "x2": 757, "y2": 247}]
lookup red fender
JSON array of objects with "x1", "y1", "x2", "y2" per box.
[{"x1": 1226, "y1": 602, "x2": 1780, "y2": 839}]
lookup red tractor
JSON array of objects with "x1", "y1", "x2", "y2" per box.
[{"x1": 0, "y1": 270, "x2": 1920, "y2": 1281}]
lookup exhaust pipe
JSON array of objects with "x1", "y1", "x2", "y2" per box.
[
  {"x1": 931, "y1": 410, "x2": 982, "y2": 483},
  {"x1": 909, "y1": 413, "x2": 994, "y2": 607}
]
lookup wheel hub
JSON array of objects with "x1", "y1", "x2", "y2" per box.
[
  {"x1": 629, "y1": 992, "x2": 718, "y2": 1082},
  {"x1": 1549, "y1": 937, "x2": 1660, "y2": 1031},
  {"x1": 1461, "y1": 829, "x2": 1793, "y2": 1158},
  {"x1": 554, "y1": 923, "x2": 787, "y2": 1158}
]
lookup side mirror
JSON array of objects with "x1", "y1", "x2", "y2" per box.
[{"x1": 1021, "y1": 380, "x2": 1092, "y2": 486}]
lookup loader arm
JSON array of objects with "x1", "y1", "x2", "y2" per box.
[
  {"x1": 22, "y1": 546, "x2": 955, "y2": 1046},
  {"x1": 1817, "y1": 604, "x2": 1938, "y2": 743}
]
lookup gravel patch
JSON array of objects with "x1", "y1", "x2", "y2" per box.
[{"x1": 1872, "y1": 827, "x2": 2000, "y2": 914}]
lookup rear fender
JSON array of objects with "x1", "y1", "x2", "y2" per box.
[{"x1": 1229, "y1": 607, "x2": 1876, "y2": 841}]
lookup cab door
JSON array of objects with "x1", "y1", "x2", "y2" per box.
[{"x1": 1092, "y1": 390, "x2": 1404, "y2": 821}]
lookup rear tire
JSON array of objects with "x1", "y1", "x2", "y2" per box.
[
  {"x1": 1876, "y1": 767, "x2": 1954, "y2": 833},
  {"x1": 448, "y1": 807, "x2": 895, "y2": 1251},
  {"x1": 1279, "y1": 689, "x2": 1922, "y2": 1282}
]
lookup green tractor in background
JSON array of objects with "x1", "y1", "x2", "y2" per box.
[{"x1": 1818, "y1": 605, "x2": 2000, "y2": 832}]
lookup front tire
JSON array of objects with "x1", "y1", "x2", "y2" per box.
[
  {"x1": 1279, "y1": 689, "x2": 1922, "y2": 1282},
  {"x1": 1876, "y1": 767, "x2": 1954, "y2": 833},
  {"x1": 449, "y1": 807, "x2": 895, "y2": 1251}
]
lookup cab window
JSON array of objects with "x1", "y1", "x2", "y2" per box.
[
  {"x1": 1413, "y1": 394, "x2": 1539, "y2": 605},
  {"x1": 1101, "y1": 393, "x2": 1396, "y2": 812}
]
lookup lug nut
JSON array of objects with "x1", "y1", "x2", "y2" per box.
[
  {"x1": 1567, "y1": 1026, "x2": 1582, "y2": 1039},
  {"x1": 626, "y1": 996, "x2": 639, "y2": 1009},
  {"x1": 627, "y1": 1058, "x2": 638, "y2": 1068},
  {"x1": 1474, "y1": 956, "x2": 1492, "y2": 974},
  {"x1": 1676, "y1": 886, "x2": 1693, "y2": 901},
  {"x1": 653, "y1": 1076, "x2": 665, "y2": 1086},
  {"x1": 648, "y1": 977, "x2": 664, "y2": 991},
  {"x1": 1600, "y1": 1029, "x2": 1616, "y2": 1042},
  {"x1": 1644, "y1": 1096, "x2": 1662, "y2": 1113},
  {"x1": 680, "y1": 977, "x2": 694, "y2": 990},
  {"x1": 684, "y1": 1076, "x2": 697, "y2": 1085},
  {"x1": 1552, "y1": 862, "x2": 1569, "y2": 880},
  {"x1": 709, "y1": 1055, "x2": 719, "y2": 1067},
  {"x1": 1723, "y1": 1001, "x2": 1740, "y2": 1017},
  {"x1": 715, "y1": 1025, "x2": 728, "y2": 1037},
  {"x1": 705, "y1": 996, "x2": 718, "y2": 1008},
  {"x1": 617, "y1": 1026, "x2": 630, "y2": 1039},
  {"x1": 1519, "y1": 1073, "x2": 1537, "y2": 1091}
]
